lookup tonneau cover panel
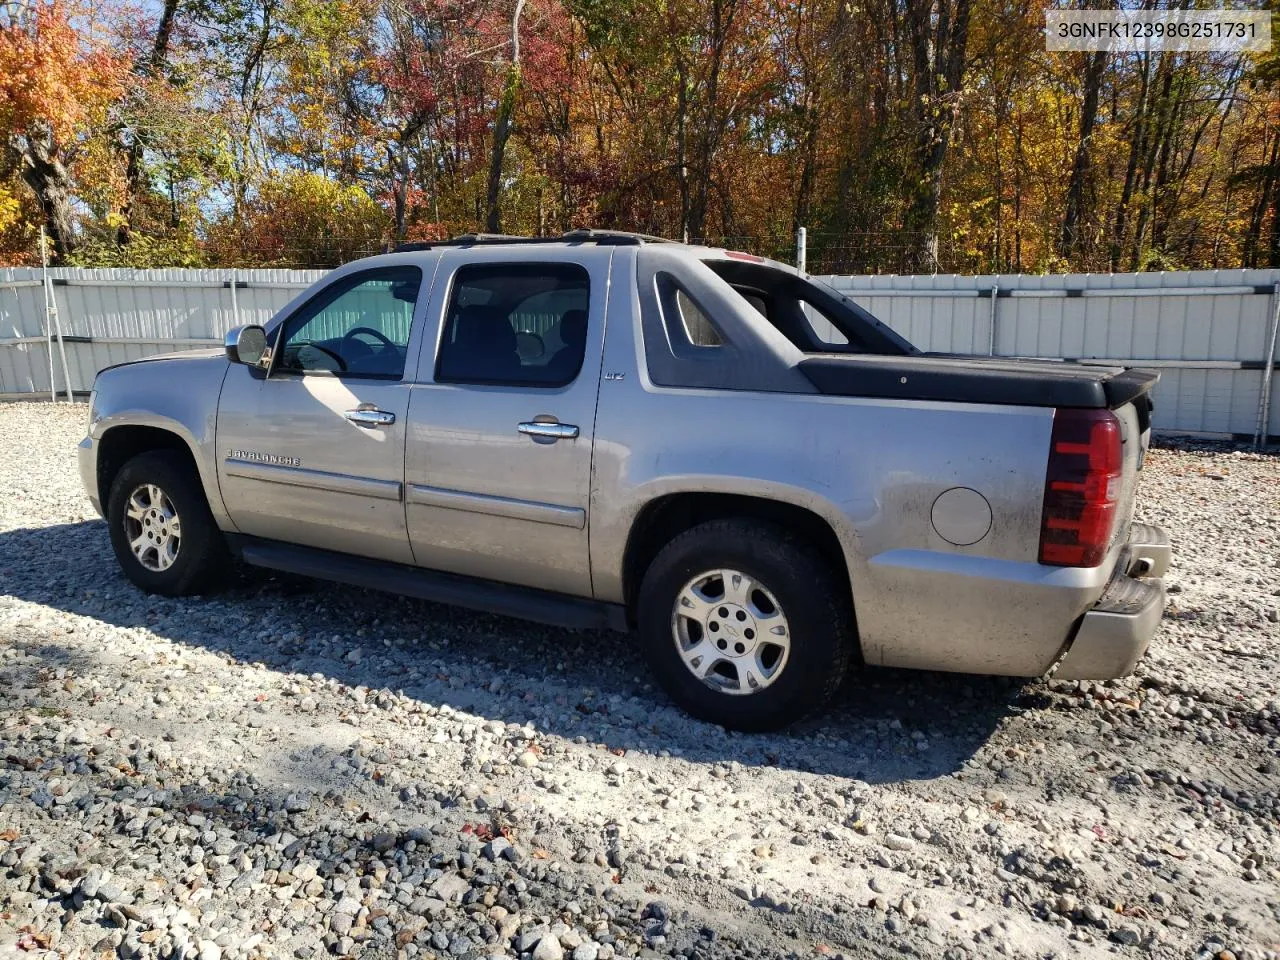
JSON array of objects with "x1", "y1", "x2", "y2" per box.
[{"x1": 798, "y1": 354, "x2": 1159, "y2": 409}]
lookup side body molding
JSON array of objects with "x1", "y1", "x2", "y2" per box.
[
  {"x1": 224, "y1": 458, "x2": 403, "y2": 501},
  {"x1": 407, "y1": 484, "x2": 586, "y2": 529}
]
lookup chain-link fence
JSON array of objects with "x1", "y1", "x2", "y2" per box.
[{"x1": 7, "y1": 224, "x2": 1268, "y2": 275}]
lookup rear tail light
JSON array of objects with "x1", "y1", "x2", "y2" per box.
[{"x1": 1039, "y1": 408, "x2": 1123, "y2": 567}]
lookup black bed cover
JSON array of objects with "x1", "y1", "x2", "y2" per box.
[{"x1": 798, "y1": 353, "x2": 1159, "y2": 409}]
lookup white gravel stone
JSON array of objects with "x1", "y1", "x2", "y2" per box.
[{"x1": 0, "y1": 404, "x2": 1277, "y2": 960}]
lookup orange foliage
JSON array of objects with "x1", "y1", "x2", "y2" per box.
[{"x1": 0, "y1": 1, "x2": 126, "y2": 144}]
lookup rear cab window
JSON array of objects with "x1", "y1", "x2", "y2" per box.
[
  {"x1": 436, "y1": 263, "x2": 590, "y2": 387},
  {"x1": 701, "y1": 257, "x2": 915, "y2": 355}
]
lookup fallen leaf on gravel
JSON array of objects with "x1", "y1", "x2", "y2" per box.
[
  {"x1": 16, "y1": 929, "x2": 50, "y2": 950},
  {"x1": 0, "y1": 829, "x2": 18, "y2": 841},
  {"x1": 533, "y1": 848, "x2": 549, "y2": 859}
]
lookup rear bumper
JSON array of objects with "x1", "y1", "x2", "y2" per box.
[{"x1": 1054, "y1": 524, "x2": 1170, "y2": 681}]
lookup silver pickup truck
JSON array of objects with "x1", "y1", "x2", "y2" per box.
[{"x1": 79, "y1": 231, "x2": 1171, "y2": 730}]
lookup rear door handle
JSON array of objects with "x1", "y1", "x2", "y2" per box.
[
  {"x1": 345, "y1": 408, "x2": 396, "y2": 427},
  {"x1": 518, "y1": 421, "x2": 579, "y2": 440}
]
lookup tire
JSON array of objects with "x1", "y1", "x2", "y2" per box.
[
  {"x1": 636, "y1": 519, "x2": 853, "y2": 731},
  {"x1": 106, "y1": 450, "x2": 229, "y2": 596}
]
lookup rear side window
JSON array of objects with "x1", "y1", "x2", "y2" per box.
[
  {"x1": 658, "y1": 273, "x2": 725, "y2": 348},
  {"x1": 801, "y1": 302, "x2": 849, "y2": 346},
  {"x1": 436, "y1": 263, "x2": 590, "y2": 386}
]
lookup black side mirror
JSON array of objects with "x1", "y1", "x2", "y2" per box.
[{"x1": 225, "y1": 325, "x2": 268, "y2": 366}]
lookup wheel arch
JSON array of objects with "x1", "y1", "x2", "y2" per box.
[
  {"x1": 97, "y1": 425, "x2": 201, "y2": 511},
  {"x1": 621, "y1": 492, "x2": 857, "y2": 640}
]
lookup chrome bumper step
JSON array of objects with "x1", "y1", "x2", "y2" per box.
[{"x1": 1126, "y1": 522, "x2": 1172, "y2": 579}]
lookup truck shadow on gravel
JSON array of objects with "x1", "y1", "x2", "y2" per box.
[{"x1": 2, "y1": 520, "x2": 1032, "y2": 785}]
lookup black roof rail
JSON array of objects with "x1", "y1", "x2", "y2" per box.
[
  {"x1": 393, "y1": 229, "x2": 675, "y2": 253},
  {"x1": 559, "y1": 229, "x2": 673, "y2": 245}
]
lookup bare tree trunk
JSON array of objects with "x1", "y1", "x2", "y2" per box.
[
  {"x1": 1243, "y1": 131, "x2": 1278, "y2": 267},
  {"x1": 1268, "y1": 175, "x2": 1280, "y2": 267},
  {"x1": 118, "y1": 0, "x2": 181, "y2": 246},
  {"x1": 688, "y1": 0, "x2": 738, "y2": 241},
  {"x1": 1059, "y1": 50, "x2": 1107, "y2": 261},
  {"x1": 390, "y1": 143, "x2": 411, "y2": 243},
  {"x1": 1013, "y1": 114, "x2": 1024, "y2": 271},
  {"x1": 485, "y1": 0, "x2": 525, "y2": 233},
  {"x1": 1130, "y1": 59, "x2": 1175, "y2": 269},
  {"x1": 789, "y1": 2, "x2": 821, "y2": 236},
  {"x1": 1110, "y1": 54, "x2": 1151, "y2": 270},
  {"x1": 20, "y1": 137, "x2": 77, "y2": 262},
  {"x1": 676, "y1": 58, "x2": 690, "y2": 242},
  {"x1": 903, "y1": 0, "x2": 971, "y2": 271}
]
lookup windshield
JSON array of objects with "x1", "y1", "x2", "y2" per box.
[{"x1": 702, "y1": 258, "x2": 918, "y2": 356}]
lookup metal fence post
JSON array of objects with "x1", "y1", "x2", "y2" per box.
[
  {"x1": 39, "y1": 228, "x2": 74, "y2": 401},
  {"x1": 39, "y1": 229, "x2": 55, "y2": 402},
  {"x1": 1257, "y1": 280, "x2": 1280, "y2": 450},
  {"x1": 796, "y1": 227, "x2": 807, "y2": 275},
  {"x1": 52, "y1": 287, "x2": 73, "y2": 401},
  {"x1": 988, "y1": 280, "x2": 999, "y2": 356},
  {"x1": 229, "y1": 268, "x2": 241, "y2": 329}
]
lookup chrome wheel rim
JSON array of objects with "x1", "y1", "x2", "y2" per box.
[
  {"x1": 123, "y1": 483, "x2": 181, "y2": 572},
  {"x1": 671, "y1": 568, "x2": 791, "y2": 695}
]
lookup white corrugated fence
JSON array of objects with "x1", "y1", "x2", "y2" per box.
[
  {"x1": 0, "y1": 267, "x2": 324, "y2": 399},
  {"x1": 2, "y1": 265, "x2": 1277, "y2": 443},
  {"x1": 824, "y1": 270, "x2": 1280, "y2": 444}
]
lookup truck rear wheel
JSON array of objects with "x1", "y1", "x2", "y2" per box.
[
  {"x1": 106, "y1": 450, "x2": 228, "y2": 596},
  {"x1": 637, "y1": 519, "x2": 852, "y2": 731}
]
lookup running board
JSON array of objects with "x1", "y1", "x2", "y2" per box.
[{"x1": 229, "y1": 536, "x2": 628, "y2": 633}]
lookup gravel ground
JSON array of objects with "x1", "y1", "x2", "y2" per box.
[{"x1": 0, "y1": 400, "x2": 1277, "y2": 960}]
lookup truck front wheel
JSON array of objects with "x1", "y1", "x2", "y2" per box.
[
  {"x1": 637, "y1": 519, "x2": 852, "y2": 731},
  {"x1": 106, "y1": 450, "x2": 228, "y2": 596}
]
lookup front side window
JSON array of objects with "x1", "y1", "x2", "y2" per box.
[
  {"x1": 275, "y1": 266, "x2": 422, "y2": 379},
  {"x1": 436, "y1": 263, "x2": 590, "y2": 386}
]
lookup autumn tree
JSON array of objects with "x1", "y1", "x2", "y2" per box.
[
  {"x1": 0, "y1": 0, "x2": 125, "y2": 260},
  {"x1": 204, "y1": 169, "x2": 385, "y2": 265}
]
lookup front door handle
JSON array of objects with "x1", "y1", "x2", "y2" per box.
[
  {"x1": 345, "y1": 408, "x2": 396, "y2": 427},
  {"x1": 518, "y1": 421, "x2": 579, "y2": 440}
]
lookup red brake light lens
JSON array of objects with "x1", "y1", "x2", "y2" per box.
[{"x1": 1039, "y1": 408, "x2": 1123, "y2": 567}]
